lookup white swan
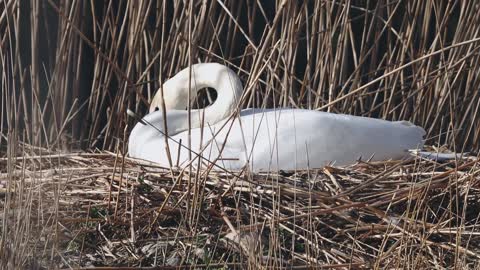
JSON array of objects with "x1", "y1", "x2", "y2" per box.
[{"x1": 128, "y1": 63, "x2": 425, "y2": 172}]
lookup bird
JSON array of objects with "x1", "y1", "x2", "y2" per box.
[{"x1": 128, "y1": 63, "x2": 425, "y2": 172}]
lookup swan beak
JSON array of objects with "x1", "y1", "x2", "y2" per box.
[{"x1": 127, "y1": 109, "x2": 147, "y2": 125}]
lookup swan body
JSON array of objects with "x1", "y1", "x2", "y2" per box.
[{"x1": 129, "y1": 63, "x2": 425, "y2": 172}]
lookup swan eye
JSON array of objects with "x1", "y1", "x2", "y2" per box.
[{"x1": 154, "y1": 107, "x2": 159, "y2": 112}]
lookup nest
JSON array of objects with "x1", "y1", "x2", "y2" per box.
[{"x1": 1, "y1": 146, "x2": 480, "y2": 269}]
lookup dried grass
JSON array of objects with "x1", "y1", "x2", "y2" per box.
[{"x1": 1, "y1": 146, "x2": 480, "y2": 269}]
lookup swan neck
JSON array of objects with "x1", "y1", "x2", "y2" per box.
[{"x1": 186, "y1": 63, "x2": 242, "y2": 126}]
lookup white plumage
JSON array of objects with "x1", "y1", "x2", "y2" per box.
[{"x1": 129, "y1": 63, "x2": 425, "y2": 172}]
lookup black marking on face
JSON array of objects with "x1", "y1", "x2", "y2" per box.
[{"x1": 154, "y1": 107, "x2": 159, "y2": 112}]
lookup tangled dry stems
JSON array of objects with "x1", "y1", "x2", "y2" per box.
[{"x1": 1, "y1": 145, "x2": 479, "y2": 269}]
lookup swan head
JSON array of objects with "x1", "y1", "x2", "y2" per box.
[{"x1": 149, "y1": 76, "x2": 190, "y2": 112}]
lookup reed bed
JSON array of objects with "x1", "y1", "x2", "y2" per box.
[
  {"x1": 1, "y1": 1, "x2": 480, "y2": 151},
  {"x1": 1, "y1": 146, "x2": 480, "y2": 269},
  {"x1": 2, "y1": 0, "x2": 480, "y2": 269}
]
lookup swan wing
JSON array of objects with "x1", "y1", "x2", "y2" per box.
[{"x1": 215, "y1": 109, "x2": 425, "y2": 171}]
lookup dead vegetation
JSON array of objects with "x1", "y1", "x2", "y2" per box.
[
  {"x1": 1, "y1": 146, "x2": 480, "y2": 269},
  {"x1": 2, "y1": 0, "x2": 480, "y2": 269}
]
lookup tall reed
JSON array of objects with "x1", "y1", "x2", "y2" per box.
[{"x1": 1, "y1": 1, "x2": 479, "y2": 153}]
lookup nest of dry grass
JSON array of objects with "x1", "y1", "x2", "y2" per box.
[{"x1": 1, "y1": 145, "x2": 480, "y2": 269}]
